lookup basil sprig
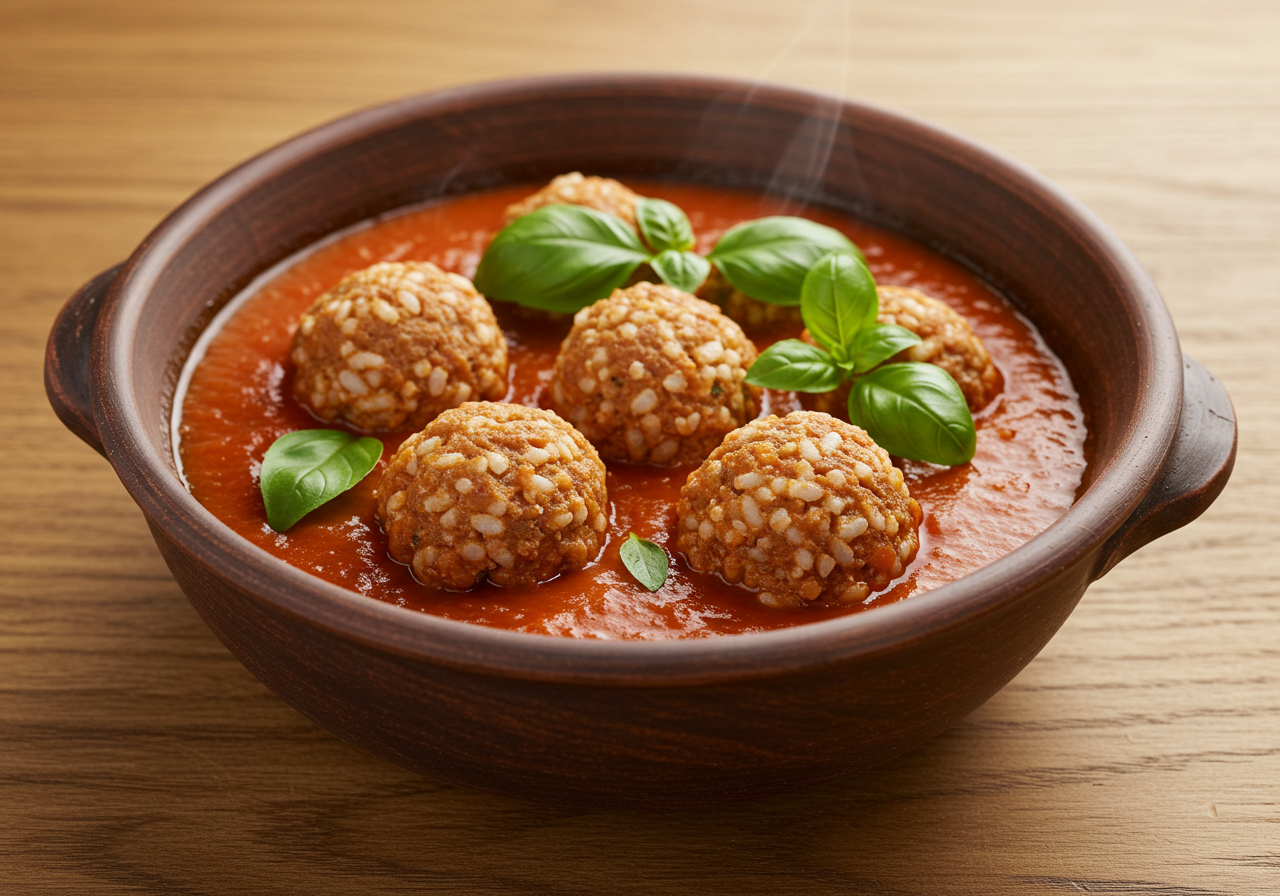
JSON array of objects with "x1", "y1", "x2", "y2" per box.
[
  {"x1": 474, "y1": 205, "x2": 652, "y2": 313},
  {"x1": 474, "y1": 193, "x2": 863, "y2": 313},
  {"x1": 745, "y1": 254, "x2": 977, "y2": 466},
  {"x1": 474, "y1": 198, "x2": 713, "y2": 312},
  {"x1": 259, "y1": 429, "x2": 383, "y2": 532},
  {"x1": 706, "y1": 216, "x2": 864, "y2": 306},
  {"x1": 850, "y1": 364, "x2": 977, "y2": 465},
  {"x1": 620, "y1": 532, "x2": 669, "y2": 592},
  {"x1": 742, "y1": 340, "x2": 844, "y2": 393}
]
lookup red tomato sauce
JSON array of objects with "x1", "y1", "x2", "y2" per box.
[{"x1": 175, "y1": 183, "x2": 1088, "y2": 639}]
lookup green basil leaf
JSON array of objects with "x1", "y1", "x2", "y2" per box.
[
  {"x1": 744, "y1": 339, "x2": 845, "y2": 392},
  {"x1": 473, "y1": 204, "x2": 651, "y2": 313},
  {"x1": 635, "y1": 197, "x2": 696, "y2": 252},
  {"x1": 850, "y1": 323, "x2": 923, "y2": 373},
  {"x1": 707, "y1": 216, "x2": 864, "y2": 306},
  {"x1": 847, "y1": 363, "x2": 976, "y2": 466},
  {"x1": 260, "y1": 429, "x2": 384, "y2": 532},
  {"x1": 650, "y1": 249, "x2": 712, "y2": 293},
  {"x1": 620, "y1": 532, "x2": 669, "y2": 592},
  {"x1": 800, "y1": 252, "x2": 879, "y2": 361}
]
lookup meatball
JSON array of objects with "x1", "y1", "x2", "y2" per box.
[
  {"x1": 801, "y1": 285, "x2": 1000, "y2": 419},
  {"x1": 697, "y1": 266, "x2": 803, "y2": 332},
  {"x1": 875, "y1": 286, "x2": 1000, "y2": 409},
  {"x1": 376, "y1": 402, "x2": 608, "y2": 589},
  {"x1": 503, "y1": 172, "x2": 641, "y2": 227},
  {"x1": 549, "y1": 282, "x2": 761, "y2": 466},
  {"x1": 291, "y1": 262, "x2": 508, "y2": 432},
  {"x1": 675, "y1": 411, "x2": 922, "y2": 608}
]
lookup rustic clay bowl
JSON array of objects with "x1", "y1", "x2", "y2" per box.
[{"x1": 45, "y1": 74, "x2": 1235, "y2": 808}]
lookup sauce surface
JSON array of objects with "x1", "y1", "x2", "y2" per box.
[{"x1": 176, "y1": 183, "x2": 1088, "y2": 639}]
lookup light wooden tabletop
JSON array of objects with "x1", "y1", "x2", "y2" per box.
[{"x1": 4, "y1": 1, "x2": 1277, "y2": 893}]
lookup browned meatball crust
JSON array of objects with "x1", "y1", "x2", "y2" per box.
[
  {"x1": 503, "y1": 172, "x2": 641, "y2": 227},
  {"x1": 801, "y1": 285, "x2": 1000, "y2": 420},
  {"x1": 549, "y1": 282, "x2": 761, "y2": 466},
  {"x1": 291, "y1": 262, "x2": 508, "y2": 432},
  {"x1": 676, "y1": 411, "x2": 922, "y2": 608},
  {"x1": 376, "y1": 402, "x2": 608, "y2": 589}
]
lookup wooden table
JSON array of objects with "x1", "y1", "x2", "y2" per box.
[{"x1": 4, "y1": 1, "x2": 1277, "y2": 892}]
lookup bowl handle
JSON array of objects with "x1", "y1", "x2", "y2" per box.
[
  {"x1": 44, "y1": 264, "x2": 122, "y2": 459},
  {"x1": 1093, "y1": 354, "x2": 1236, "y2": 579}
]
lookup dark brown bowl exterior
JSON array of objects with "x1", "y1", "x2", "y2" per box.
[{"x1": 45, "y1": 75, "x2": 1235, "y2": 807}]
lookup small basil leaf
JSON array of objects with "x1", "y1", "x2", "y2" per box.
[
  {"x1": 620, "y1": 532, "x2": 669, "y2": 592},
  {"x1": 847, "y1": 363, "x2": 976, "y2": 466},
  {"x1": 707, "y1": 216, "x2": 864, "y2": 306},
  {"x1": 474, "y1": 204, "x2": 651, "y2": 313},
  {"x1": 260, "y1": 429, "x2": 384, "y2": 532},
  {"x1": 800, "y1": 252, "x2": 879, "y2": 361},
  {"x1": 744, "y1": 339, "x2": 845, "y2": 392},
  {"x1": 850, "y1": 323, "x2": 923, "y2": 373},
  {"x1": 635, "y1": 197, "x2": 696, "y2": 252},
  {"x1": 650, "y1": 249, "x2": 712, "y2": 293}
]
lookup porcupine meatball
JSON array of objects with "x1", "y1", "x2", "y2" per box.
[
  {"x1": 549, "y1": 282, "x2": 761, "y2": 466},
  {"x1": 878, "y1": 286, "x2": 1000, "y2": 409},
  {"x1": 801, "y1": 285, "x2": 1001, "y2": 419},
  {"x1": 696, "y1": 266, "x2": 804, "y2": 332},
  {"x1": 503, "y1": 172, "x2": 641, "y2": 227},
  {"x1": 291, "y1": 262, "x2": 508, "y2": 432},
  {"x1": 676, "y1": 411, "x2": 922, "y2": 609},
  {"x1": 376, "y1": 402, "x2": 608, "y2": 590}
]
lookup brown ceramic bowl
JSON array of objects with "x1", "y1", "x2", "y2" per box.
[{"x1": 45, "y1": 74, "x2": 1235, "y2": 808}]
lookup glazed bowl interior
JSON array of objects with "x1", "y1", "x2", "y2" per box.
[{"x1": 99, "y1": 74, "x2": 1179, "y2": 679}]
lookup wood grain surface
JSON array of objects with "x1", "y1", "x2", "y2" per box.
[{"x1": 2, "y1": 0, "x2": 1277, "y2": 893}]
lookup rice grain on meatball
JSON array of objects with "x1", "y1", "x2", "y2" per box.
[
  {"x1": 376, "y1": 402, "x2": 608, "y2": 589},
  {"x1": 291, "y1": 262, "x2": 508, "y2": 432},
  {"x1": 676, "y1": 411, "x2": 921, "y2": 608},
  {"x1": 550, "y1": 282, "x2": 761, "y2": 466},
  {"x1": 503, "y1": 172, "x2": 641, "y2": 227}
]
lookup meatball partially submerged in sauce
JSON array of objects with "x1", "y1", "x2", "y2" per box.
[
  {"x1": 550, "y1": 282, "x2": 761, "y2": 466},
  {"x1": 876, "y1": 285, "x2": 1000, "y2": 410},
  {"x1": 503, "y1": 172, "x2": 641, "y2": 228},
  {"x1": 676, "y1": 411, "x2": 922, "y2": 608},
  {"x1": 291, "y1": 262, "x2": 508, "y2": 432},
  {"x1": 696, "y1": 266, "x2": 804, "y2": 332},
  {"x1": 376, "y1": 402, "x2": 608, "y2": 590}
]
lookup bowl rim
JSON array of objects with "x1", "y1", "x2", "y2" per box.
[{"x1": 90, "y1": 72, "x2": 1182, "y2": 685}]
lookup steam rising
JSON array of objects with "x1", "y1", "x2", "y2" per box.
[{"x1": 686, "y1": 0, "x2": 858, "y2": 215}]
